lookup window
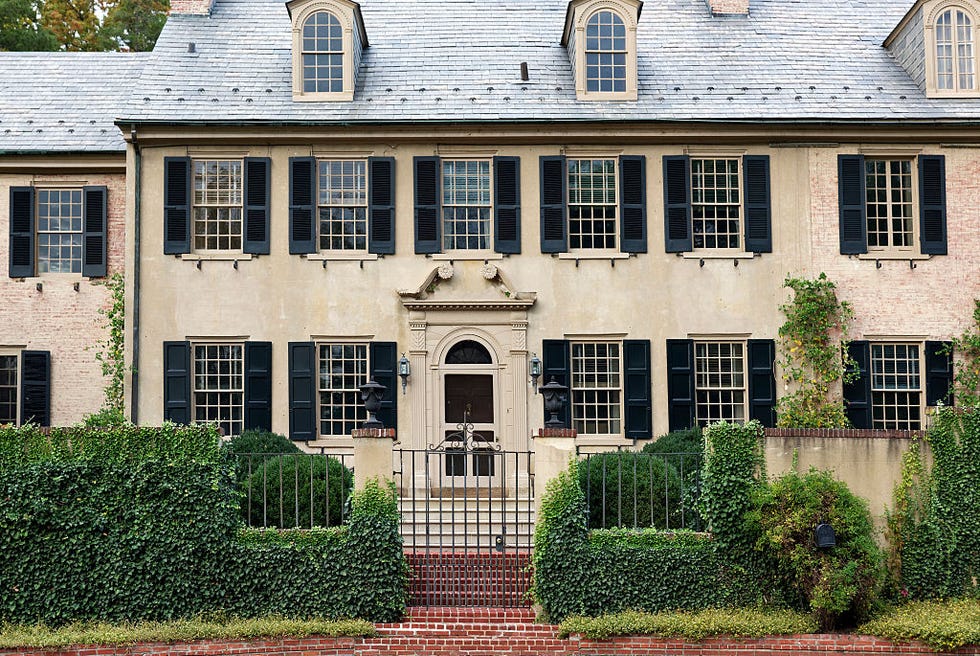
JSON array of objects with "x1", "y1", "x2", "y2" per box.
[
  {"x1": 694, "y1": 341, "x2": 746, "y2": 426},
  {"x1": 571, "y1": 342, "x2": 622, "y2": 436},
  {"x1": 871, "y1": 343, "x2": 922, "y2": 430},
  {"x1": 442, "y1": 159, "x2": 492, "y2": 251},
  {"x1": 691, "y1": 158, "x2": 741, "y2": 250},
  {"x1": 192, "y1": 160, "x2": 243, "y2": 252},
  {"x1": 936, "y1": 7, "x2": 977, "y2": 91},
  {"x1": 865, "y1": 159, "x2": 914, "y2": 251},
  {"x1": 193, "y1": 343, "x2": 244, "y2": 437},
  {"x1": 317, "y1": 343, "x2": 368, "y2": 437},
  {"x1": 0, "y1": 355, "x2": 17, "y2": 425},
  {"x1": 318, "y1": 160, "x2": 367, "y2": 251},
  {"x1": 568, "y1": 158, "x2": 618, "y2": 250},
  {"x1": 302, "y1": 11, "x2": 344, "y2": 93},
  {"x1": 36, "y1": 189, "x2": 83, "y2": 273},
  {"x1": 585, "y1": 11, "x2": 627, "y2": 93}
]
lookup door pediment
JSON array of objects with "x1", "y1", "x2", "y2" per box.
[{"x1": 398, "y1": 261, "x2": 536, "y2": 311}]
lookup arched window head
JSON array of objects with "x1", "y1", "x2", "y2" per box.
[
  {"x1": 585, "y1": 10, "x2": 627, "y2": 93},
  {"x1": 302, "y1": 11, "x2": 344, "y2": 93},
  {"x1": 936, "y1": 7, "x2": 976, "y2": 91},
  {"x1": 445, "y1": 340, "x2": 493, "y2": 365}
]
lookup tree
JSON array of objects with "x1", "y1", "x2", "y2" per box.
[
  {"x1": 100, "y1": 0, "x2": 168, "y2": 51},
  {"x1": 0, "y1": 0, "x2": 58, "y2": 51},
  {"x1": 41, "y1": 0, "x2": 102, "y2": 50}
]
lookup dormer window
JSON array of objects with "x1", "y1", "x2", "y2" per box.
[
  {"x1": 935, "y1": 7, "x2": 977, "y2": 91},
  {"x1": 287, "y1": 0, "x2": 368, "y2": 101},
  {"x1": 562, "y1": 0, "x2": 641, "y2": 101}
]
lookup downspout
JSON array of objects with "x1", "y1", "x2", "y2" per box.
[{"x1": 130, "y1": 127, "x2": 142, "y2": 423}]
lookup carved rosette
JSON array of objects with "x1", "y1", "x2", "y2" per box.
[{"x1": 437, "y1": 263, "x2": 455, "y2": 280}]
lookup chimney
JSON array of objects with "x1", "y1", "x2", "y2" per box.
[
  {"x1": 705, "y1": 0, "x2": 749, "y2": 15},
  {"x1": 169, "y1": 0, "x2": 216, "y2": 16}
]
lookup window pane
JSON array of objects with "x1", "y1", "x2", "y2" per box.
[
  {"x1": 691, "y1": 158, "x2": 741, "y2": 249},
  {"x1": 695, "y1": 342, "x2": 746, "y2": 425},
  {"x1": 193, "y1": 343, "x2": 244, "y2": 437},
  {"x1": 571, "y1": 342, "x2": 622, "y2": 435}
]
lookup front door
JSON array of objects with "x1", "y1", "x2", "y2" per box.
[{"x1": 439, "y1": 340, "x2": 498, "y2": 485}]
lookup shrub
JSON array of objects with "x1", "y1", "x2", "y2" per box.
[
  {"x1": 558, "y1": 607, "x2": 818, "y2": 641},
  {"x1": 225, "y1": 429, "x2": 300, "y2": 460},
  {"x1": 859, "y1": 599, "x2": 980, "y2": 652},
  {"x1": 641, "y1": 427, "x2": 703, "y2": 458},
  {"x1": 578, "y1": 452, "x2": 686, "y2": 529},
  {"x1": 244, "y1": 454, "x2": 352, "y2": 528},
  {"x1": 747, "y1": 468, "x2": 883, "y2": 630}
]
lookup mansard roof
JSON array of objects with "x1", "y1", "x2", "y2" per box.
[
  {"x1": 0, "y1": 53, "x2": 147, "y2": 154},
  {"x1": 117, "y1": 0, "x2": 980, "y2": 125}
]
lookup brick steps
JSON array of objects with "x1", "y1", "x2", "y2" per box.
[{"x1": 405, "y1": 552, "x2": 533, "y2": 607}]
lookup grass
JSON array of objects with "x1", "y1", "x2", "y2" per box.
[
  {"x1": 557, "y1": 607, "x2": 819, "y2": 640},
  {"x1": 0, "y1": 616, "x2": 375, "y2": 649},
  {"x1": 859, "y1": 599, "x2": 980, "y2": 652}
]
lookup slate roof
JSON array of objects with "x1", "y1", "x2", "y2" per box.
[
  {"x1": 120, "y1": 0, "x2": 980, "y2": 125},
  {"x1": 0, "y1": 53, "x2": 147, "y2": 154}
]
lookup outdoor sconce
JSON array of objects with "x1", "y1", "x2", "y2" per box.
[
  {"x1": 539, "y1": 377, "x2": 569, "y2": 429},
  {"x1": 815, "y1": 522, "x2": 836, "y2": 549},
  {"x1": 398, "y1": 353, "x2": 411, "y2": 395},
  {"x1": 359, "y1": 379, "x2": 387, "y2": 429},
  {"x1": 528, "y1": 354, "x2": 542, "y2": 393}
]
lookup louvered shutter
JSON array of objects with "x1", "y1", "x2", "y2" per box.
[
  {"x1": 925, "y1": 341, "x2": 954, "y2": 407},
  {"x1": 370, "y1": 342, "x2": 398, "y2": 430},
  {"x1": 838, "y1": 155, "x2": 867, "y2": 255},
  {"x1": 288, "y1": 342, "x2": 316, "y2": 441},
  {"x1": 666, "y1": 339, "x2": 695, "y2": 431},
  {"x1": 20, "y1": 350, "x2": 50, "y2": 427},
  {"x1": 623, "y1": 339, "x2": 652, "y2": 439},
  {"x1": 747, "y1": 339, "x2": 777, "y2": 427},
  {"x1": 80, "y1": 186, "x2": 108, "y2": 277},
  {"x1": 539, "y1": 156, "x2": 567, "y2": 253},
  {"x1": 541, "y1": 339, "x2": 571, "y2": 429},
  {"x1": 243, "y1": 157, "x2": 271, "y2": 255},
  {"x1": 619, "y1": 155, "x2": 647, "y2": 253},
  {"x1": 289, "y1": 157, "x2": 316, "y2": 254},
  {"x1": 493, "y1": 156, "x2": 521, "y2": 254},
  {"x1": 368, "y1": 157, "x2": 396, "y2": 254},
  {"x1": 163, "y1": 341, "x2": 191, "y2": 425},
  {"x1": 414, "y1": 156, "x2": 441, "y2": 254},
  {"x1": 743, "y1": 156, "x2": 772, "y2": 253},
  {"x1": 918, "y1": 155, "x2": 947, "y2": 255},
  {"x1": 663, "y1": 156, "x2": 692, "y2": 253},
  {"x1": 9, "y1": 187, "x2": 35, "y2": 278},
  {"x1": 244, "y1": 341, "x2": 273, "y2": 432},
  {"x1": 163, "y1": 157, "x2": 191, "y2": 255},
  {"x1": 843, "y1": 341, "x2": 872, "y2": 429}
]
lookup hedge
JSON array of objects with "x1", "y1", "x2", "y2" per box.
[{"x1": 0, "y1": 424, "x2": 406, "y2": 625}]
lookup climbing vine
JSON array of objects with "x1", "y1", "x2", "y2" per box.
[
  {"x1": 946, "y1": 299, "x2": 980, "y2": 407},
  {"x1": 94, "y1": 273, "x2": 126, "y2": 420},
  {"x1": 776, "y1": 273, "x2": 855, "y2": 428}
]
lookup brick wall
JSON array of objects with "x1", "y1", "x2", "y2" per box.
[
  {"x1": 706, "y1": 0, "x2": 749, "y2": 15},
  {"x1": 169, "y1": 0, "x2": 215, "y2": 14},
  {"x1": 0, "y1": 171, "x2": 126, "y2": 426}
]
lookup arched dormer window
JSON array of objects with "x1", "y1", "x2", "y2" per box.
[
  {"x1": 585, "y1": 10, "x2": 627, "y2": 93},
  {"x1": 302, "y1": 11, "x2": 344, "y2": 93},
  {"x1": 935, "y1": 7, "x2": 976, "y2": 91},
  {"x1": 287, "y1": 0, "x2": 368, "y2": 101}
]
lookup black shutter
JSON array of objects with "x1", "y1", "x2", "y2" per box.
[
  {"x1": 414, "y1": 156, "x2": 441, "y2": 254},
  {"x1": 163, "y1": 341, "x2": 191, "y2": 425},
  {"x1": 541, "y1": 339, "x2": 571, "y2": 429},
  {"x1": 9, "y1": 186, "x2": 35, "y2": 278},
  {"x1": 747, "y1": 339, "x2": 777, "y2": 427},
  {"x1": 925, "y1": 341, "x2": 954, "y2": 407},
  {"x1": 844, "y1": 341, "x2": 872, "y2": 429},
  {"x1": 20, "y1": 350, "x2": 50, "y2": 427},
  {"x1": 288, "y1": 342, "x2": 316, "y2": 441},
  {"x1": 289, "y1": 157, "x2": 316, "y2": 254},
  {"x1": 539, "y1": 156, "x2": 567, "y2": 253},
  {"x1": 81, "y1": 186, "x2": 108, "y2": 277},
  {"x1": 244, "y1": 341, "x2": 273, "y2": 432},
  {"x1": 619, "y1": 155, "x2": 647, "y2": 253},
  {"x1": 368, "y1": 157, "x2": 396, "y2": 255},
  {"x1": 494, "y1": 156, "x2": 521, "y2": 254},
  {"x1": 370, "y1": 342, "x2": 398, "y2": 430},
  {"x1": 243, "y1": 157, "x2": 271, "y2": 255},
  {"x1": 163, "y1": 157, "x2": 191, "y2": 255},
  {"x1": 743, "y1": 156, "x2": 772, "y2": 253},
  {"x1": 838, "y1": 155, "x2": 867, "y2": 255},
  {"x1": 623, "y1": 340, "x2": 652, "y2": 439},
  {"x1": 663, "y1": 155, "x2": 692, "y2": 253},
  {"x1": 919, "y1": 155, "x2": 947, "y2": 255},
  {"x1": 666, "y1": 339, "x2": 695, "y2": 431}
]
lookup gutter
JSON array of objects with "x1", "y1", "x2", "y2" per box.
[{"x1": 130, "y1": 127, "x2": 142, "y2": 424}]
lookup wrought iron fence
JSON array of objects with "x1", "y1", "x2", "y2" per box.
[
  {"x1": 234, "y1": 452, "x2": 353, "y2": 529},
  {"x1": 578, "y1": 451, "x2": 703, "y2": 530}
]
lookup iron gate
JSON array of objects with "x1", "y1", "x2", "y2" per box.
[{"x1": 393, "y1": 425, "x2": 534, "y2": 606}]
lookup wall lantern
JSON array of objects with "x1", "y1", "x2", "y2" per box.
[
  {"x1": 539, "y1": 377, "x2": 569, "y2": 429},
  {"x1": 528, "y1": 353, "x2": 542, "y2": 393},
  {"x1": 815, "y1": 522, "x2": 836, "y2": 549},
  {"x1": 359, "y1": 379, "x2": 387, "y2": 429},
  {"x1": 398, "y1": 353, "x2": 411, "y2": 395}
]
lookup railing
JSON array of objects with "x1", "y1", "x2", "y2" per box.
[
  {"x1": 578, "y1": 451, "x2": 703, "y2": 531},
  {"x1": 234, "y1": 452, "x2": 353, "y2": 529}
]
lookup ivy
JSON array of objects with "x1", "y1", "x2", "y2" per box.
[
  {"x1": 87, "y1": 273, "x2": 127, "y2": 426},
  {"x1": 946, "y1": 299, "x2": 980, "y2": 407},
  {"x1": 776, "y1": 273, "x2": 855, "y2": 428}
]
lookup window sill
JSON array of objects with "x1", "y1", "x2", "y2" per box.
[
  {"x1": 857, "y1": 252, "x2": 932, "y2": 262},
  {"x1": 180, "y1": 253, "x2": 253, "y2": 262},
  {"x1": 431, "y1": 253, "x2": 503, "y2": 261},
  {"x1": 305, "y1": 252, "x2": 379, "y2": 262},
  {"x1": 681, "y1": 252, "x2": 758, "y2": 261},
  {"x1": 557, "y1": 252, "x2": 631, "y2": 261}
]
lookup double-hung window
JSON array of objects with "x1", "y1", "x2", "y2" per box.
[
  {"x1": 301, "y1": 11, "x2": 344, "y2": 94},
  {"x1": 318, "y1": 160, "x2": 368, "y2": 252},
  {"x1": 568, "y1": 159, "x2": 618, "y2": 250},
  {"x1": 0, "y1": 351, "x2": 51, "y2": 427},
  {"x1": 442, "y1": 159, "x2": 492, "y2": 251},
  {"x1": 691, "y1": 158, "x2": 742, "y2": 250},
  {"x1": 193, "y1": 342, "x2": 244, "y2": 437},
  {"x1": 584, "y1": 11, "x2": 628, "y2": 93},
  {"x1": 193, "y1": 160, "x2": 243, "y2": 252},
  {"x1": 36, "y1": 189, "x2": 84, "y2": 273},
  {"x1": 865, "y1": 159, "x2": 914, "y2": 251},
  {"x1": 870, "y1": 343, "x2": 922, "y2": 430},
  {"x1": 0, "y1": 355, "x2": 17, "y2": 425},
  {"x1": 571, "y1": 341, "x2": 622, "y2": 436},
  {"x1": 318, "y1": 342, "x2": 368, "y2": 437},
  {"x1": 935, "y1": 7, "x2": 978, "y2": 92},
  {"x1": 694, "y1": 341, "x2": 746, "y2": 425}
]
